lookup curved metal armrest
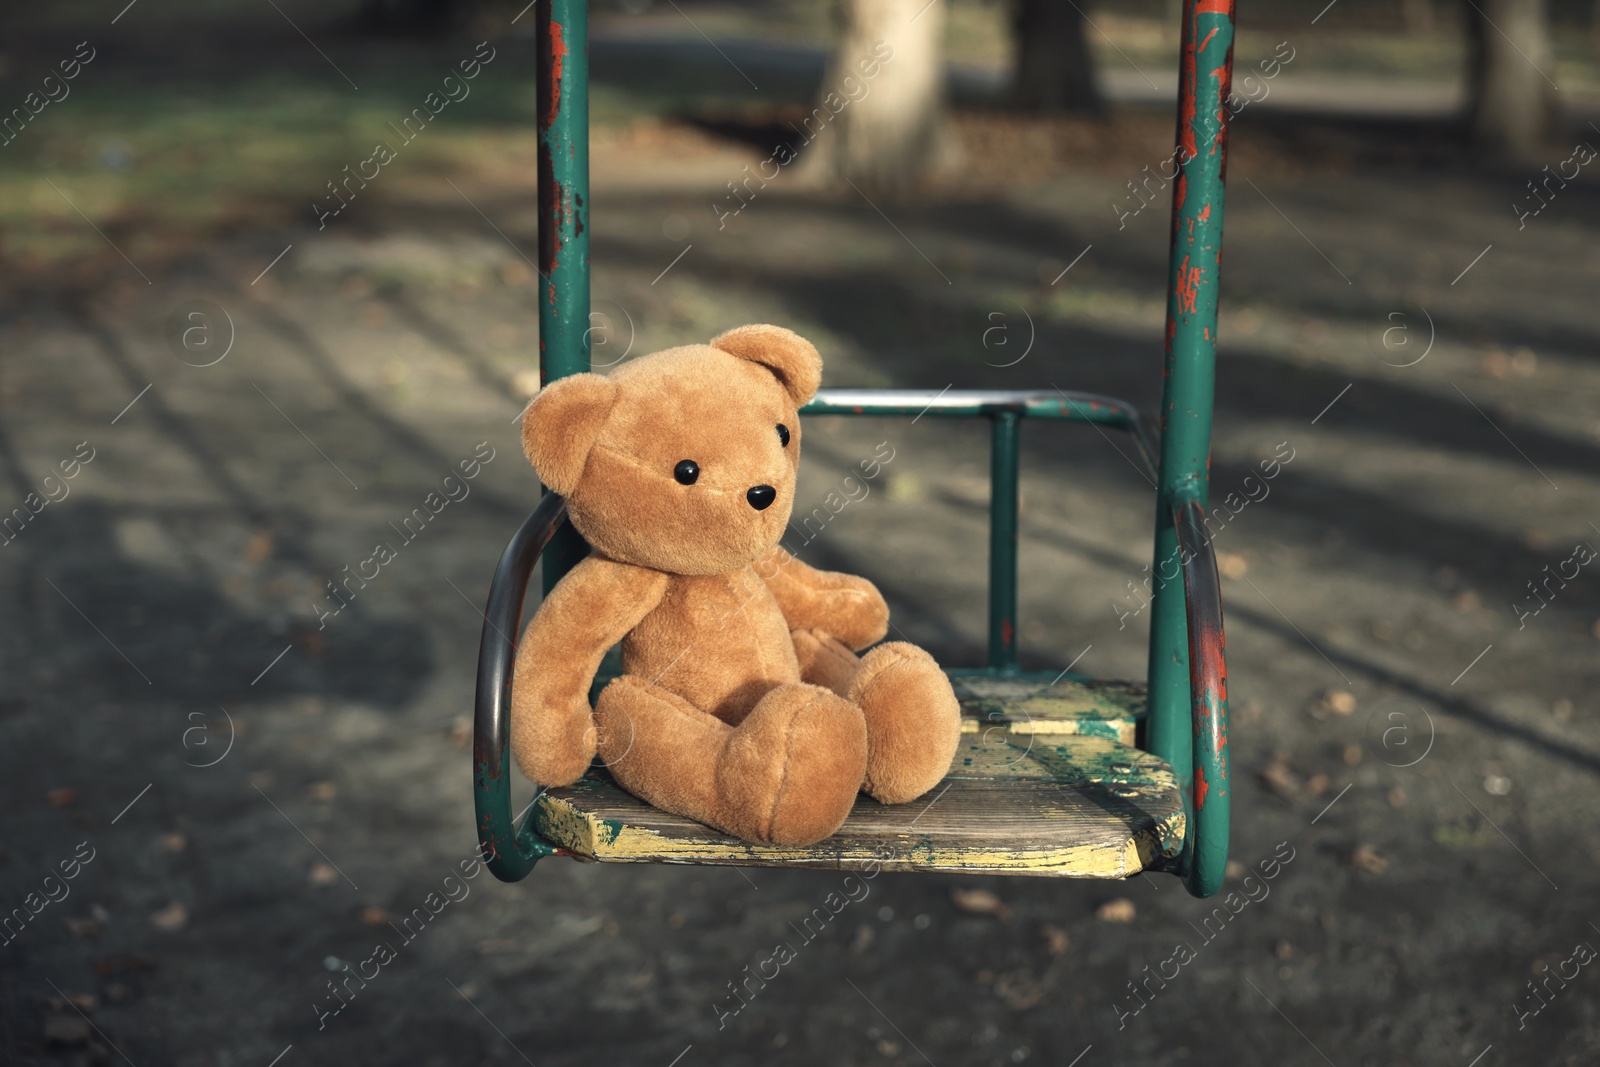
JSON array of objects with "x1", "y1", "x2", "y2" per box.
[
  {"x1": 1173, "y1": 498, "x2": 1230, "y2": 896},
  {"x1": 472, "y1": 492, "x2": 569, "y2": 882}
]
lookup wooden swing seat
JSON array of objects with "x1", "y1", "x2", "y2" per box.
[{"x1": 533, "y1": 676, "x2": 1184, "y2": 879}]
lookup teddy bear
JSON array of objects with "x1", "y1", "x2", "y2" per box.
[{"x1": 510, "y1": 324, "x2": 962, "y2": 846}]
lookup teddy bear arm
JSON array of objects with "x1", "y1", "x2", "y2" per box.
[
  {"x1": 755, "y1": 546, "x2": 889, "y2": 651},
  {"x1": 509, "y1": 556, "x2": 668, "y2": 785}
]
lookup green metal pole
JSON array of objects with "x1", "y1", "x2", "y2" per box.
[
  {"x1": 538, "y1": 0, "x2": 591, "y2": 594},
  {"x1": 989, "y1": 410, "x2": 1021, "y2": 673},
  {"x1": 1147, "y1": 0, "x2": 1234, "y2": 882}
]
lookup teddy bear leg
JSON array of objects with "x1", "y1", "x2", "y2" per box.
[
  {"x1": 790, "y1": 627, "x2": 860, "y2": 697},
  {"x1": 595, "y1": 675, "x2": 867, "y2": 846},
  {"x1": 848, "y1": 642, "x2": 962, "y2": 805}
]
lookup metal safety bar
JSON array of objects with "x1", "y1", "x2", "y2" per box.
[{"x1": 800, "y1": 388, "x2": 1155, "y2": 674}]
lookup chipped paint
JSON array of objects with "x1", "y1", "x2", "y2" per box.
[
  {"x1": 544, "y1": 19, "x2": 568, "y2": 127},
  {"x1": 1149, "y1": 0, "x2": 1235, "y2": 898},
  {"x1": 533, "y1": 741, "x2": 1186, "y2": 878}
]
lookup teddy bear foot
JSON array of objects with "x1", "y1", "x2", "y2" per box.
[
  {"x1": 790, "y1": 626, "x2": 860, "y2": 697},
  {"x1": 595, "y1": 676, "x2": 866, "y2": 847},
  {"x1": 849, "y1": 642, "x2": 962, "y2": 805},
  {"x1": 717, "y1": 683, "x2": 868, "y2": 845}
]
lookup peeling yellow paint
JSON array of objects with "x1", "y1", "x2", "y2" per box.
[{"x1": 535, "y1": 734, "x2": 1186, "y2": 880}]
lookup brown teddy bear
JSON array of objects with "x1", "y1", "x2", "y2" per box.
[{"x1": 511, "y1": 324, "x2": 962, "y2": 846}]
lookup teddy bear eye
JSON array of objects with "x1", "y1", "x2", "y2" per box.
[
  {"x1": 776, "y1": 423, "x2": 790, "y2": 447},
  {"x1": 674, "y1": 460, "x2": 700, "y2": 485}
]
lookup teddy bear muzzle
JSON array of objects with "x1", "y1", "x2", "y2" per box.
[{"x1": 746, "y1": 485, "x2": 777, "y2": 511}]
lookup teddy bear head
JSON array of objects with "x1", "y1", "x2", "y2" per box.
[{"x1": 520, "y1": 324, "x2": 822, "y2": 576}]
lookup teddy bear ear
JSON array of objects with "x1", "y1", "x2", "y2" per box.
[
  {"x1": 709, "y1": 324, "x2": 822, "y2": 406},
  {"x1": 520, "y1": 373, "x2": 617, "y2": 496}
]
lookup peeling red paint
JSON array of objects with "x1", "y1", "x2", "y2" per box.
[
  {"x1": 1175, "y1": 254, "x2": 1202, "y2": 314},
  {"x1": 545, "y1": 20, "x2": 568, "y2": 127},
  {"x1": 1000, "y1": 618, "x2": 1015, "y2": 649},
  {"x1": 1195, "y1": 765, "x2": 1209, "y2": 809}
]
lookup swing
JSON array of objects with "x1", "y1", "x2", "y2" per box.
[{"x1": 474, "y1": 0, "x2": 1234, "y2": 897}]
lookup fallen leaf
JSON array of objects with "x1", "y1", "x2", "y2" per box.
[
  {"x1": 1349, "y1": 844, "x2": 1388, "y2": 875},
  {"x1": 1483, "y1": 774, "x2": 1512, "y2": 796},
  {"x1": 149, "y1": 901, "x2": 188, "y2": 932},
  {"x1": 162, "y1": 832, "x2": 187, "y2": 853},
  {"x1": 1320, "y1": 690, "x2": 1357, "y2": 716},
  {"x1": 1224, "y1": 859, "x2": 1245, "y2": 880},
  {"x1": 1259, "y1": 754, "x2": 1301, "y2": 799},
  {"x1": 243, "y1": 531, "x2": 274, "y2": 563},
  {"x1": 1217, "y1": 552, "x2": 1248, "y2": 579},
  {"x1": 92, "y1": 955, "x2": 155, "y2": 977},
  {"x1": 1343, "y1": 744, "x2": 1363, "y2": 767},
  {"x1": 43, "y1": 1015, "x2": 91, "y2": 1046},
  {"x1": 309, "y1": 863, "x2": 339, "y2": 888},
  {"x1": 1387, "y1": 787, "x2": 1407, "y2": 808},
  {"x1": 65, "y1": 916, "x2": 104, "y2": 938},
  {"x1": 950, "y1": 887, "x2": 1012, "y2": 919},
  {"x1": 308, "y1": 781, "x2": 337, "y2": 802},
  {"x1": 994, "y1": 969, "x2": 1050, "y2": 1010},
  {"x1": 359, "y1": 906, "x2": 391, "y2": 926},
  {"x1": 1095, "y1": 898, "x2": 1136, "y2": 924},
  {"x1": 1275, "y1": 940, "x2": 1295, "y2": 960},
  {"x1": 449, "y1": 716, "x2": 472, "y2": 748},
  {"x1": 1041, "y1": 924, "x2": 1070, "y2": 958},
  {"x1": 1304, "y1": 773, "x2": 1330, "y2": 797}
]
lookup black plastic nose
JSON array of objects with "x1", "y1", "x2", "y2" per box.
[{"x1": 747, "y1": 485, "x2": 776, "y2": 511}]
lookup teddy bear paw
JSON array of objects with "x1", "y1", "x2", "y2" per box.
[{"x1": 849, "y1": 642, "x2": 962, "y2": 805}]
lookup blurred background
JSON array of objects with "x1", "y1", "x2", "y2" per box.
[{"x1": 2, "y1": 0, "x2": 1598, "y2": 1063}]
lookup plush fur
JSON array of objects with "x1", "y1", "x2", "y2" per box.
[{"x1": 511, "y1": 324, "x2": 962, "y2": 846}]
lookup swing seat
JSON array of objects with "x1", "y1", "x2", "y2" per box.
[
  {"x1": 533, "y1": 676, "x2": 1185, "y2": 878},
  {"x1": 474, "y1": 390, "x2": 1227, "y2": 892}
]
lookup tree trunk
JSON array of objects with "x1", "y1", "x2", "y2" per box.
[
  {"x1": 1011, "y1": 0, "x2": 1103, "y2": 114},
  {"x1": 799, "y1": 0, "x2": 956, "y2": 195},
  {"x1": 1465, "y1": 0, "x2": 1558, "y2": 159}
]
